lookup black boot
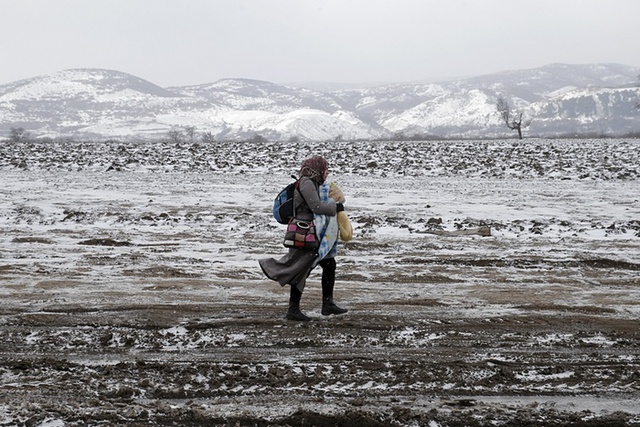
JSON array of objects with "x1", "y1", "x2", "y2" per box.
[
  {"x1": 286, "y1": 286, "x2": 311, "y2": 321},
  {"x1": 322, "y1": 297, "x2": 348, "y2": 316},
  {"x1": 287, "y1": 303, "x2": 312, "y2": 321},
  {"x1": 319, "y1": 258, "x2": 348, "y2": 316}
]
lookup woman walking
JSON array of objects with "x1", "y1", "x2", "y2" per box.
[{"x1": 259, "y1": 155, "x2": 348, "y2": 321}]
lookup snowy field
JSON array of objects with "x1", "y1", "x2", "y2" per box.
[{"x1": 1, "y1": 138, "x2": 639, "y2": 426}]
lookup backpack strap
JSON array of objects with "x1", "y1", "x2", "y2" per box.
[{"x1": 293, "y1": 175, "x2": 311, "y2": 218}]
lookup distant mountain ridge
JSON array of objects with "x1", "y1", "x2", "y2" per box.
[{"x1": 1, "y1": 63, "x2": 639, "y2": 141}]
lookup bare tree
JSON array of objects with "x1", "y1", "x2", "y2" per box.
[
  {"x1": 200, "y1": 131, "x2": 216, "y2": 144},
  {"x1": 168, "y1": 129, "x2": 184, "y2": 144},
  {"x1": 185, "y1": 126, "x2": 196, "y2": 143},
  {"x1": 9, "y1": 127, "x2": 30, "y2": 142},
  {"x1": 496, "y1": 96, "x2": 531, "y2": 139}
]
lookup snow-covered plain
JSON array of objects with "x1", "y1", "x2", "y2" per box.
[{"x1": 1, "y1": 138, "x2": 639, "y2": 426}]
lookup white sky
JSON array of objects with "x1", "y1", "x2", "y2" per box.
[{"x1": 1, "y1": 0, "x2": 639, "y2": 87}]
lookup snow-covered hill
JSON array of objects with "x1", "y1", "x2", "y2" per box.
[
  {"x1": 0, "y1": 69, "x2": 226, "y2": 140},
  {"x1": 0, "y1": 64, "x2": 638, "y2": 141}
]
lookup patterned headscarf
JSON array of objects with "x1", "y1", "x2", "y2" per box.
[{"x1": 299, "y1": 155, "x2": 329, "y2": 184}]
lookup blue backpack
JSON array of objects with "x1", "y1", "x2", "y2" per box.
[{"x1": 272, "y1": 175, "x2": 300, "y2": 224}]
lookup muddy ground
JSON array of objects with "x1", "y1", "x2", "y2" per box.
[{"x1": 1, "y1": 139, "x2": 639, "y2": 426}]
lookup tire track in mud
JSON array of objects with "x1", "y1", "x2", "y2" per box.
[{"x1": 1, "y1": 303, "x2": 639, "y2": 422}]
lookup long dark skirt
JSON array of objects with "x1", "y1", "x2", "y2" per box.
[{"x1": 259, "y1": 248, "x2": 318, "y2": 292}]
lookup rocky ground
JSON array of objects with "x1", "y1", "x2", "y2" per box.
[{"x1": 1, "y1": 138, "x2": 639, "y2": 426}]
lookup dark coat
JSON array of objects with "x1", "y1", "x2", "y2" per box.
[{"x1": 259, "y1": 176, "x2": 338, "y2": 292}]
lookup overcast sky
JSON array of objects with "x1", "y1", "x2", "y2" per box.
[{"x1": 1, "y1": 0, "x2": 639, "y2": 87}]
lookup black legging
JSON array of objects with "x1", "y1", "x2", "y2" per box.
[
  {"x1": 289, "y1": 257, "x2": 337, "y2": 303},
  {"x1": 319, "y1": 257, "x2": 336, "y2": 300}
]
